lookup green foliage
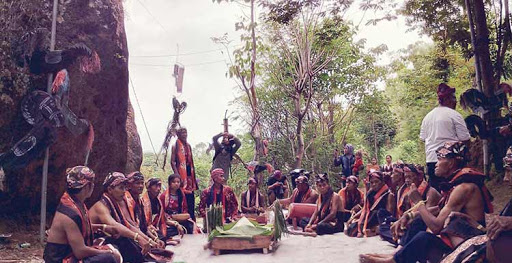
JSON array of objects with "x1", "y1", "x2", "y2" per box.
[
  {"x1": 353, "y1": 91, "x2": 397, "y2": 160},
  {"x1": 384, "y1": 140, "x2": 424, "y2": 164},
  {"x1": 383, "y1": 42, "x2": 473, "y2": 164}
]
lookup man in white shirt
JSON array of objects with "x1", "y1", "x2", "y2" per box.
[{"x1": 420, "y1": 83, "x2": 471, "y2": 191}]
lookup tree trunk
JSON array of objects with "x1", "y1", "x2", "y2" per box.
[
  {"x1": 248, "y1": 0, "x2": 265, "y2": 161},
  {"x1": 470, "y1": 0, "x2": 499, "y2": 175},
  {"x1": 327, "y1": 101, "x2": 335, "y2": 144},
  {"x1": 294, "y1": 96, "x2": 304, "y2": 169},
  {"x1": 371, "y1": 115, "x2": 378, "y2": 160},
  {"x1": 472, "y1": 0, "x2": 495, "y2": 96}
]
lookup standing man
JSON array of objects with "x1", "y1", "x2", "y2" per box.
[
  {"x1": 420, "y1": 83, "x2": 470, "y2": 191},
  {"x1": 171, "y1": 127, "x2": 198, "y2": 221},
  {"x1": 211, "y1": 132, "x2": 241, "y2": 181},
  {"x1": 333, "y1": 144, "x2": 355, "y2": 187}
]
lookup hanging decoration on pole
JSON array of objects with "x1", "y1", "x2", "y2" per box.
[
  {"x1": 173, "y1": 63, "x2": 185, "y2": 93},
  {"x1": 157, "y1": 96, "x2": 187, "y2": 169}
]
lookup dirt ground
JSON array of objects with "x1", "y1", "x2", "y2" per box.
[
  {"x1": 0, "y1": 221, "x2": 44, "y2": 263},
  {"x1": 1, "y1": 179, "x2": 510, "y2": 262}
]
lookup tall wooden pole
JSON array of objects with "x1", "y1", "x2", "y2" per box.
[{"x1": 40, "y1": 0, "x2": 59, "y2": 243}]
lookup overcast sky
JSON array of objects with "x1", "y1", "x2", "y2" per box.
[{"x1": 123, "y1": 0, "x2": 429, "y2": 154}]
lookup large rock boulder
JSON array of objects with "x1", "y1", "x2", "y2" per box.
[{"x1": 0, "y1": 0, "x2": 142, "y2": 213}]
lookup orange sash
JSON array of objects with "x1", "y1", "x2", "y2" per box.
[
  {"x1": 142, "y1": 192, "x2": 167, "y2": 237},
  {"x1": 175, "y1": 139, "x2": 197, "y2": 193},
  {"x1": 339, "y1": 188, "x2": 364, "y2": 211},
  {"x1": 292, "y1": 188, "x2": 313, "y2": 203},
  {"x1": 124, "y1": 192, "x2": 139, "y2": 227},
  {"x1": 396, "y1": 184, "x2": 410, "y2": 217},
  {"x1": 358, "y1": 184, "x2": 389, "y2": 236}
]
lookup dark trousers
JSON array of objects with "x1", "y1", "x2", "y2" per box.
[
  {"x1": 377, "y1": 209, "x2": 397, "y2": 246},
  {"x1": 186, "y1": 192, "x2": 196, "y2": 221},
  {"x1": 399, "y1": 216, "x2": 428, "y2": 246},
  {"x1": 105, "y1": 237, "x2": 144, "y2": 263},
  {"x1": 427, "y1": 162, "x2": 447, "y2": 192},
  {"x1": 393, "y1": 231, "x2": 451, "y2": 263},
  {"x1": 83, "y1": 253, "x2": 117, "y2": 263},
  {"x1": 317, "y1": 221, "x2": 344, "y2": 235}
]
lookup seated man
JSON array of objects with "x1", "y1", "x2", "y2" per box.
[
  {"x1": 304, "y1": 173, "x2": 344, "y2": 235},
  {"x1": 377, "y1": 165, "x2": 407, "y2": 245},
  {"x1": 281, "y1": 175, "x2": 318, "y2": 207},
  {"x1": 281, "y1": 175, "x2": 319, "y2": 229},
  {"x1": 390, "y1": 164, "x2": 441, "y2": 246},
  {"x1": 241, "y1": 177, "x2": 265, "y2": 215},
  {"x1": 289, "y1": 168, "x2": 305, "y2": 189},
  {"x1": 44, "y1": 166, "x2": 121, "y2": 263},
  {"x1": 141, "y1": 177, "x2": 169, "y2": 242},
  {"x1": 338, "y1": 175, "x2": 364, "y2": 223},
  {"x1": 160, "y1": 174, "x2": 195, "y2": 238},
  {"x1": 267, "y1": 170, "x2": 289, "y2": 203},
  {"x1": 347, "y1": 171, "x2": 394, "y2": 237},
  {"x1": 360, "y1": 141, "x2": 493, "y2": 263},
  {"x1": 199, "y1": 168, "x2": 239, "y2": 224},
  {"x1": 125, "y1": 172, "x2": 163, "y2": 246},
  {"x1": 89, "y1": 172, "x2": 153, "y2": 263},
  {"x1": 485, "y1": 199, "x2": 512, "y2": 263}
]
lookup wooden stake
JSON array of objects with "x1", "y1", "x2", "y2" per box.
[{"x1": 40, "y1": 0, "x2": 59, "y2": 243}]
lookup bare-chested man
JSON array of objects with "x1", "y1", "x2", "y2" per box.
[
  {"x1": 360, "y1": 141, "x2": 494, "y2": 263},
  {"x1": 305, "y1": 173, "x2": 344, "y2": 235},
  {"x1": 89, "y1": 172, "x2": 153, "y2": 263},
  {"x1": 43, "y1": 166, "x2": 121, "y2": 263},
  {"x1": 125, "y1": 173, "x2": 165, "y2": 246},
  {"x1": 281, "y1": 175, "x2": 319, "y2": 229}
]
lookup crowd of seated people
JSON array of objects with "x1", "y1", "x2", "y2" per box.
[{"x1": 44, "y1": 139, "x2": 512, "y2": 263}]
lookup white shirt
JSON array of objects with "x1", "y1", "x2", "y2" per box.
[{"x1": 420, "y1": 106, "x2": 471, "y2": 163}]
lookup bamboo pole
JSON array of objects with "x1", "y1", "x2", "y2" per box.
[{"x1": 40, "y1": 0, "x2": 59, "y2": 243}]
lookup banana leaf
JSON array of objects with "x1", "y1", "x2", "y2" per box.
[{"x1": 208, "y1": 217, "x2": 272, "y2": 241}]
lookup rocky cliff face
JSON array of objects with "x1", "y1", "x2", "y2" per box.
[{"x1": 0, "y1": 0, "x2": 142, "y2": 213}]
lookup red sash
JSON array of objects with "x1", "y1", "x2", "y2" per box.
[
  {"x1": 438, "y1": 168, "x2": 493, "y2": 248},
  {"x1": 59, "y1": 192, "x2": 93, "y2": 263},
  {"x1": 60, "y1": 192, "x2": 93, "y2": 246}
]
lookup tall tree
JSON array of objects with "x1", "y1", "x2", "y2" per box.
[{"x1": 213, "y1": 0, "x2": 265, "y2": 160}]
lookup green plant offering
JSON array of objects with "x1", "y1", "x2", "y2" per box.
[{"x1": 208, "y1": 217, "x2": 272, "y2": 241}]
